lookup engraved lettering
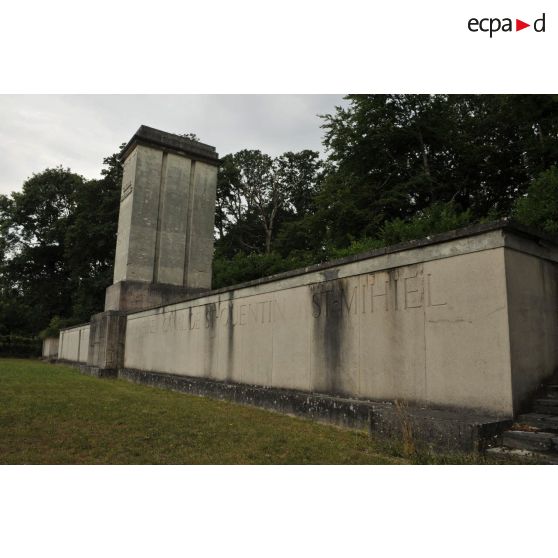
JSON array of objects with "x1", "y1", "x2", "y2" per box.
[
  {"x1": 371, "y1": 279, "x2": 389, "y2": 312},
  {"x1": 239, "y1": 304, "x2": 248, "y2": 326},
  {"x1": 249, "y1": 303, "x2": 259, "y2": 324},
  {"x1": 310, "y1": 267, "x2": 445, "y2": 319},
  {"x1": 404, "y1": 272, "x2": 422, "y2": 309},
  {"x1": 427, "y1": 273, "x2": 447, "y2": 307},
  {"x1": 342, "y1": 286, "x2": 357, "y2": 314}
]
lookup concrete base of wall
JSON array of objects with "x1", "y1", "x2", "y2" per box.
[
  {"x1": 118, "y1": 368, "x2": 511, "y2": 452},
  {"x1": 57, "y1": 359, "x2": 85, "y2": 367},
  {"x1": 79, "y1": 365, "x2": 118, "y2": 378},
  {"x1": 56, "y1": 360, "x2": 117, "y2": 378}
]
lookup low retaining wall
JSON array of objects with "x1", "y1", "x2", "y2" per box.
[
  {"x1": 58, "y1": 324, "x2": 90, "y2": 364},
  {"x1": 41, "y1": 337, "x2": 59, "y2": 359}
]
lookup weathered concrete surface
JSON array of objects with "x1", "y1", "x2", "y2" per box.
[
  {"x1": 121, "y1": 225, "x2": 558, "y2": 418},
  {"x1": 58, "y1": 324, "x2": 90, "y2": 364},
  {"x1": 41, "y1": 337, "x2": 59, "y2": 359},
  {"x1": 104, "y1": 280, "x2": 207, "y2": 313},
  {"x1": 79, "y1": 364, "x2": 119, "y2": 379},
  {"x1": 86, "y1": 311, "x2": 127, "y2": 374},
  {"x1": 505, "y1": 249, "x2": 558, "y2": 412}
]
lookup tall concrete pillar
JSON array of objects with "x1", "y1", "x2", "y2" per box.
[
  {"x1": 105, "y1": 125, "x2": 219, "y2": 312},
  {"x1": 86, "y1": 125, "x2": 219, "y2": 376}
]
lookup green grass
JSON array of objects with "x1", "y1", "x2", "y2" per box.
[{"x1": 0, "y1": 358, "x2": 518, "y2": 464}]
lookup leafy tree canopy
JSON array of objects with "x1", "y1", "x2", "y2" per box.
[{"x1": 0, "y1": 151, "x2": 122, "y2": 335}]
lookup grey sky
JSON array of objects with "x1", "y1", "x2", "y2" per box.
[{"x1": 0, "y1": 95, "x2": 347, "y2": 196}]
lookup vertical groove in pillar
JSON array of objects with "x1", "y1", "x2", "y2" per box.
[
  {"x1": 153, "y1": 152, "x2": 168, "y2": 283},
  {"x1": 183, "y1": 160, "x2": 196, "y2": 286}
]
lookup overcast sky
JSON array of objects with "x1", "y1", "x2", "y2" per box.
[{"x1": 0, "y1": 95, "x2": 347, "y2": 196}]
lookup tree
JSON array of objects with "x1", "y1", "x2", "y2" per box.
[
  {"x1": 274, "y1": 150, "x2": 322, "y2": 216},
  {"x1": 513, "y1": 167, "x2": 558, "y2": 233},
  {"x1": 215, "y1": 149, "x2": 322, "y2": 256},
  {"x1": 215, "y1": 153, "x2": 266, "y2": 256},
  {"x1": 0, "y1": 167, "x2": 85, "y2": 333},
  {"x1": 0, "y1": 147, "x2": 124, "y2": 334},
  {"x1": 319, "y1": 94, "x2": 558, "y2": 246},
  {"x1": 64, "y1": 147, "x2": 123, "y2": 320},
  {"x1": 234, "y1": 150, "x2": 280, "y2": 254}
]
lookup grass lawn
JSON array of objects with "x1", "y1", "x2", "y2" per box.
[{"x1": 0, "y1": 358, "x2": 516, "y2": 465}]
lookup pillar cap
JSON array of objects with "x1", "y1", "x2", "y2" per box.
[{"x1": 120, "y1": 125, "x2": 219, "y2": 166}]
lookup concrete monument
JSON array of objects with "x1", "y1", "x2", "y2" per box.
[
  {"x1": 84, "y1": 126, "x2": 219, "y2": 375},
  {"x1": 106, "y1": 125, "x2": 219, "y2": 312},
  {"x1": 54, "y1": 125, "x2": 558, "y2": 451}
]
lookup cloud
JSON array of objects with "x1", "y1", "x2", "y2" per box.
[{"x1": 0, "y1": 95, "x2": 347, "y2": 196}]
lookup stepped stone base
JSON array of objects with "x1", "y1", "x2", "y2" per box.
[
  {"x1": 118, "y1": 368, "x2": 511, "y2": 452},
  {"x1": 486, "y1": 447, "x2": 558, "y2": 464},
  {"x1": 494, "y1": 376, "x2": 558, "y2": 461},
  {"x1": 515, "y1": 413, "x2": 558, "y2": 432},
  {"x1": 503, "y1": 430, "x2": 558, "y2": 452},
  {"x1": 533, "y1": 399, "x2": 558, "y2": 415}
]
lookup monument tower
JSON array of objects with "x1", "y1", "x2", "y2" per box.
[
  {"x1": 105, "y1": 125, "x2": 219, "y2": 312},
  {"x1": 86, "y1": 125, "x2": 219, "y2": 374}
]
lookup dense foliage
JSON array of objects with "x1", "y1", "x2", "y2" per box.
[
  {"x1": 0, "y1": 149, "x2": 122, "y2": 336},
  {"x1": 213, "y1": 94, "x2": 558, "y2": 283},
  {"x1": 0, "y1": 335, "x2": 41, "y2": 358},
  {"x1": 2, "y1": 95, "x2": 558, "y2": 336},
  {"x1": 512, "y1": 166, "x2": 558, "y2": 233}
]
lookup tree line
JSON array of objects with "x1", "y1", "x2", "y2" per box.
[{"x1": 2, "y1": 94, "x2": 558, "y2": 337}]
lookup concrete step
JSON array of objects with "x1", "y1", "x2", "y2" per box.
[
  {"x1": 502, "y1": 430, "x2": 557, "y2": 452},
  {"x1": 545, "y1": 386, "x2": 558, "y2": 399},
  {"x1": 515, "y1": 413, "x2": 558, "y2": 432},
  {"x1": 535, "y1": 397, "x2": 558, "y2": 405},
  {"x1": 532, "y1": 408, "x2": 558, "y2": 417},
  {"x1": 533, "y1": 399, "x2": 558, "y2": 415},
  {"x1": 487, "y1": 446, "x2": 558, "y2": 465}
]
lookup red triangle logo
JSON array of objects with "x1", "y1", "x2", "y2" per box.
[{"x1": 516, "y1": 19, "x2": 530, "y2": 31}]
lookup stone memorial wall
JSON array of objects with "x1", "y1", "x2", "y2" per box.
[{"x1": 120, "y1": 225, "x2": 558, "y2": 418}]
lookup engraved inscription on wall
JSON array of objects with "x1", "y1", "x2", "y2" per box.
[
  {"x1": 310, "y1": 266, "x2": 447, "y2": 318},
  {"x1": 121, "y1": 150, "x2": 136, "y2": 202},
  {"x1": 133, "y1": 265, "x2": 448, "y2": 336},
  {"x1": 138, "y1": 298, "x2": 287, "y2": 336}
]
